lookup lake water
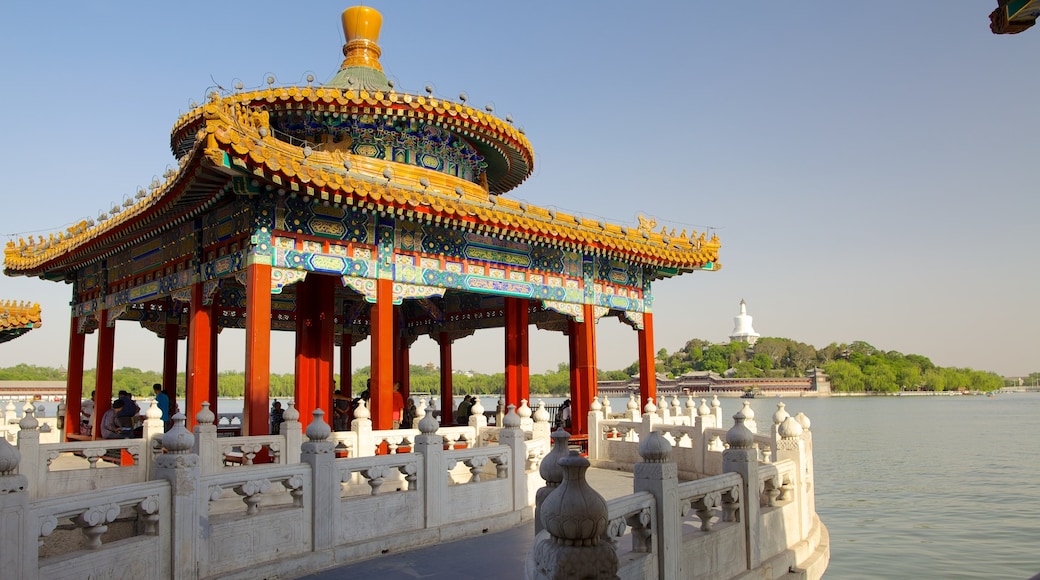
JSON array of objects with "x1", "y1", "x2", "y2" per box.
[{"x1": 21, "y1": 392, "x2": 1040, "y2": 578}]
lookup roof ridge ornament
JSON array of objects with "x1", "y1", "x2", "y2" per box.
[{"x1": 340, "y1": 6, "x2": 383, "y2": 72}]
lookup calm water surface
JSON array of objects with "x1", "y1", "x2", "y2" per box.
[{"x1": 743, "y1": 394, "x2": 1040, "y2": 579}]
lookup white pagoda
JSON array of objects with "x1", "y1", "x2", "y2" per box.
[{"x1": 729, "y1": 299, "x2": 760, "y2": 345}]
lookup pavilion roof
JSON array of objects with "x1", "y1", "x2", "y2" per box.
[
  {"x1": 3, "y1": 6, "x2": 721, "y2": 283},
  {"x1": 0, "y1": 300, "x2": 41, "y2": 344},
  {"x1": 3, "y1": 91, "x2": 721, "y2": 281}
]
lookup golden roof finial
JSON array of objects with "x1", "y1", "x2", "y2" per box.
[{"x1": 340, "y1": 6, "x2": 384, "y2": 72}]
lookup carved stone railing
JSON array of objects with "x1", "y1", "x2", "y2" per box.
[{"x1": 32, "y1": 481, "x2": 171, "y2": 578}]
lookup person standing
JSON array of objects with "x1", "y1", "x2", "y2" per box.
[
  {"x1": 391, "y1": 382, "x2": 405, "y2": 429},
  {"x1": 80, "y1": 390, "x2": 95, "y2": 436},
  {"x1": 152, "y1": 383, "x2": 170, "y2": 430}
]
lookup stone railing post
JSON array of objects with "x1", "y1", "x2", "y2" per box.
[
  {"x1": 531, "y1": 401, "x2": 551, "y2": 441},
  {"x1": 530, "y1": 450, "x2": 618, "y2": 579},
  {"x1": 468, "y1": 396, "x2": 488, "y2": 430},
  {"x1": 281, "y1": 403, "x2": 302, "y2": 464},
  {"x1": 301, "y1": 409, "x2": 335, "y2": 551},
  {"x1": 15, "y1": 409, "x2": 40, "y2": 500},
  {"x1": 796, "y1": 412, "x2": 816, "y2": 521},
  {"x1": 626, "y1": 393, "x2": 640, "y2": 421},
  {"x1": 640, "y1": 398, "x2": 658, "y2": 442},
  {"x1": 723, "y1": 410, "x2": 761, "y2": 571},
  {"x1": 141, "y1": 401, "x2": 164, "y2": 477},
  {"x1": 658, "y1": 396, "x2": 671, "y2": 422},
  {"x1": 711, "y1": 395, "x2": 723, "y2": 428},
  {"x1": 192, "y1": 403, "x2": 219, "y2": 473},
  {"x1": 534, "y1": 429, "x2": 569, "y2": 535},
  {"x1": 517, "y1": 399, "x2": 533, "y2": 432},
  {"x1": 4, "y1": 402, "x2": 17, "y2": 426},
  {"x1": 775, "y1": 415, "x2": 808, "y2": 537},
  {"x1": 57, "y1": 400, "x2": 67, "y2": 439},
  {"x1": 771, "y1": 402, "x2": 789, "y2": 462},
  {"x1": 414, "y1": 412, "x2": 446, "y2": 528},
  {"x1": 155, "y1": 413, "x2": 200, "y2": 580},
  {"x1": 497, "y1": 405, "x2": 530, "y2": 514},
  {"x1": 587, "y1": 397, "x2": 603, "y2": 461},
  {"x1": 602, "y1": 396, "x2": 613, "y2": 419},
  {"x1": 351, "y1": 400, "x2": 374, "y2": 457},
  {"x1": 634, "y1": 431, "x2": 679, "y2": 580},
  {"x1": 0, "y1": 435, "x2": 31, "y2": 579}
]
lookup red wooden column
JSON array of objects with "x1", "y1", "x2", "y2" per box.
[
  {"x1": 92, "y1": 310, "x2": 116, "y2": 439},
  {"x1": 340, "y1": 333, "x2": 353, "y2": 397},
  {"x1": 208, "y1": 308, "x2": 219, "y2": 417},
  {"x1": 637, "y1": 312, "x2": 657, "y2": 410},
  {"x1": 294, "y1": 278, "x2": 318, "y2": 423},
  {"x1": 162, "y1": 322, "x2": 179, "y2": 413},
  {"x1": 315, "y1": 275, "x2": 336, "y2": 419},
  {"x1": 438, "y1": 332, "x2": 454, "y2": 427},
  {"x1": 398, "y1": 342, "x2": 411, "y2": 399},
  {"x1": 65, "y1": 318, "x2": 85, "y2": 441},
  {"x1": 244, "y1": 263, "x2": 272, "y2": 436},
  {"x1": 571, "y1": 305, "x2": 597, "y2": 436},
  {"x1": 369, "y1": 278, "x2": 394, "y2": 430},
  {"x1": 186, "y1": 283, "x2": 213, "y2": 430},
  {"x1": 504, "y1": 297, "x2": 529, "y2": 409},
  {"x1": 519, "y1": 302, "x2": 531, "y2": 404}
]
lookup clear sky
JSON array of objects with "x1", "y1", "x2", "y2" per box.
[{"x1": 1, "y1": 2, "x2": 1037, "y2": 378}]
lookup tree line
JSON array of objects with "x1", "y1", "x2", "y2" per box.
[{"x1": 0, "y1": 338, "x2": 1023, "y2": 398}]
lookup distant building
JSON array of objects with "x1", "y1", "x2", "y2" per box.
[{"x1": 729, "y1": 299, "x2": 760, "y2": 345}]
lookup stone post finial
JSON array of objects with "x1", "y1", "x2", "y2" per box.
[
  {"x1": 18, "y1": 407, "x2": 38, "y2": 431},
  {"x1": 163, "y1": 413, "x2": 195, "y2": 453},
  {"x1": 698, "y1": 398, "x2": 711, "y2": 416},
  {"x1": 305, "y1": 409, "x2": 332, "y2": 442},
  {"x1": 639, "y1": 430, "x2": 672, "y2": 463},
  {"x1": 283, "y1": 402, "x2": 301, "y2": 424},
  {"x1": 353, "y1": 398, "x2": 370, "y2": 420},
  {"x1": 0, "y1": 435, "x2": 21, "y2": 475},
  {"x1": 503, "y1": 404, "x2": 521, "y2": 429},
  {"x1": 196, "y1": 402, "x2": 215, "y2": 426},
  {"x1": 627, "y1": 394, "x2": 639, "y2": 411},
  {"x1": 532, "y1": 400, "x2": 549, "y2": 423},
  {"x1": 772, "y1": 401, "x2": 789, "y2": 426},
  {"x1": 518, "y1": 399, "x2": 532, "y2": 420},
  {"x1": 644, "y1": 397, "x2": 657, "y2": 414},
  {"x1": 418, "y1": 410, "x2": 439, "y2": 435},
  {"x1": 779, "y1": 415, "x2": 804, "y2": 439},
  {"x1": 145, "y1": 400, "x2": 163, "y2": 421},
  {"x1": 795, "y1": 412, "x2": 811, "y2": 431},
  {"x1": 590, "y1": 397, "x2": 602, "y2": 412},
  {"x1": 726, "y1": 411, "x2": 754, "y2": 449},
  {"x1": 534, "y1": 450, "x2": 619, "y2": 578}
]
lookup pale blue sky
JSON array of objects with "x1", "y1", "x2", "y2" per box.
[{"x1": 1, "y1": 2, "x2": 1037, "y2": 377}]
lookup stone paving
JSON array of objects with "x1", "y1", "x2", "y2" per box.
[{"x1": 296, "y1": 467, "x2": 636, "y2": 580}]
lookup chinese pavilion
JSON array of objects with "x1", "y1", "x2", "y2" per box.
[
  {"x1": 0, "y1": 300, "x2": 41, "y2": 344},
  {"x1": 3, "y1": 6, "x2": 720, "y2": 440}
]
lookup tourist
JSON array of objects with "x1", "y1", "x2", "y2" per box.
[
  {"x1": 100, "y1": 399, "x2": 128, "y2": 439},
  {"x1": 333, "y1": 389, "x2": 351, "y2": 431},
  {"x1": 557, "y1": 399, "x2": 572, "y2": 430},
  {"x1": 392, "y1": 382, "x2": 404, "y2": 428},
  {"x1": 116, "y1": 390, "x2": 140, "y2": 429},
  {"x1": 270, "y1": 400, "x2": 284, "y2": 434},
  {"x1": 80, "y1": 390, "x2": 95, "y2": 436},
  {"x1": 456, "y1": 395, "x2": 473, "y2": 425},
  {"x1": 152, "y1": 383, "x2": 170, "y2": 429},
  {"x1": 401, "y1": 397, "x2": 416, "y2": 429}
]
